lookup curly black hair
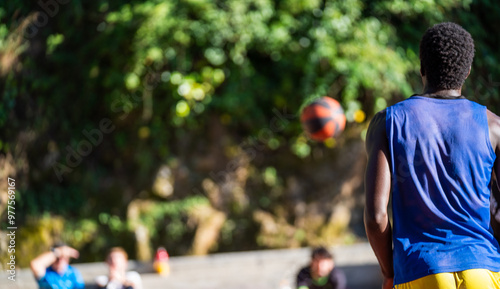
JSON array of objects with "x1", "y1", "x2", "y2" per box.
[
  {"x1": 311, "y1": 246, "x2": 333, "y2": 260},
  {"x1": 419, "y1": 22, "x2": 475, "y2": 90}
]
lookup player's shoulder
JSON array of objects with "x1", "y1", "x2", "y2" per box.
[
  {"x1": 296, "y1": 266, "x2": 311, "y2": 279},
  {"x1": 330, "y1": 267, "x2": 346, "y2": 278},
  {"x1": 368, "y1": 108, "x2": 387, "y2": 127},
  {"x1": 66, "y1": 265, "x2": 84, "y2": 280},
  {"x1": 367, "y1": 109, "x2": 387, "y2": 138},
  {"x1": 365, "y1": 109, "x2": 389, "y2": 153},
  {"x1": 373, "y1": 108, "x2": 387, "y2": 119},
  {"x1": 297, "y1": 265, "x2": 310, "y2": 274},
  {"x1": 67, "y1": 264, "x2": 79, "y2": 272},
  {"x1": 487, "y1": 109, "x2": 500, "y2": 149},
  {"x1": 487, "y1": 109, "x2": 500, "y2": 127},
  {"x1": 329, "y1": 268, "x2": 347, "y2": 288}
]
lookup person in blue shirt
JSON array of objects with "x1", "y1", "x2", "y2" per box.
[
  {"x1": 30, "y1": 243, "x2": 85, "y2": 289},
  {"x1": 365, "y1": 22, "x2": 500, "y2": 289}
]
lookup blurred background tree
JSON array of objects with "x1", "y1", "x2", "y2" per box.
[{"x1": 1, "y1": 0, "x2": 499, "y2": 267}]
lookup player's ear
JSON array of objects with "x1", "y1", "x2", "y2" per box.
[
  {"x1": 466, "y1": 66, "x2": 471, "y2": 79},
  {"x1": 420, "y1": 70, "x2": 427, "y2": 88},
  {"x1": 420, "y1": 62, "x2": 425, "y2": 77}
]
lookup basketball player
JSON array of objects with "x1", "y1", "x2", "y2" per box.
[{"x1": 364, "y1": 22, "x2": 500, "y2": 288}]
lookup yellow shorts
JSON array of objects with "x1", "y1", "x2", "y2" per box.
[{"x1": 394, "y1": 269, "x2": 500, "y2": 289}]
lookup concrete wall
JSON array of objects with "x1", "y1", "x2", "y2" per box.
[{"x1": 1, "y1": 243, "x2": 382, "y2": 289}]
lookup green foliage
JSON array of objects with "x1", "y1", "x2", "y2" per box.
[
  {"x1": 2, "y1": 0, "x2": 500, "y2": 264},
  {"x1": 12, "y1": 214, "x2": 65, "y2": 268},
  {"x1": 138, "y1": 196, "x2": 209, "y2": 239},
  {"x1": 63, "y1": 219, "x2": 99, "y2": 249}
]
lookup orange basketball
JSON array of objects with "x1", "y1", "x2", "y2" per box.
[{"x1": 300, "y1": 97, "x2": 346, "y2": 141}]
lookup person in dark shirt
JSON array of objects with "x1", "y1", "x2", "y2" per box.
[{"x1": 296, "y1": 247, "x2": 347, "y2": 289}]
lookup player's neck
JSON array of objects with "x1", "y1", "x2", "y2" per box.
[
  {"x1": 421, "y1": 90, "x2": 463, "y2": 99},
  {"x1": 422, "y1": 84, "x2": 463, "y2": 99},
  {"x1": 421, "y1": 76, "x2": 463, "y2": 98}
]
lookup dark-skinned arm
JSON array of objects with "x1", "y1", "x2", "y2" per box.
[
  {"x1": 364, "y1": 110, "x2": 394, "y2": 288},
  {"x1": 487, "y1": 110, "x2": 500, "y2": 242}
]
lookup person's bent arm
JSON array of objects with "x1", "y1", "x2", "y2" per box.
[
  {"x1": 30, "y1": 251, "x2": 56, "y2": 279},
  {"x1": 364, "y1": 110, "x2": 393, "y2": 288},
  {"x1": 30, "y1": 246, "x2": 79, "y2": 279},
  {"x1": 488, "y1": 110, "x2": 500, "y2": 242}
]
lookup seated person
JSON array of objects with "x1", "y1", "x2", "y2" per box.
[
  {"x1": 95, "y1": 247, "x2": 142, "y2": 289},
  {"x1": 296, "y1": 247, "x2": 347, "y2": 289},
  {"x1": 30, "y1": 243, "x2": 85, "y2": 289}
]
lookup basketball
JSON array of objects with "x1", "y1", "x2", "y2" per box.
[{"x1": 300, "y1": 97, "x2": 346, "y2": 141}]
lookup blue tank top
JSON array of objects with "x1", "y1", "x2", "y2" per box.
[{"x1": 386, "y1": 96, "x2": 500, "y2": 285}]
